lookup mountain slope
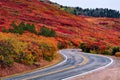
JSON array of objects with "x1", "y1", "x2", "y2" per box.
[
  {"x1": 0, "y1": 0, "x2": 120, "y2": 47},
  {"x1": 1, "y1": 0, "x2": 120, "y2": 77}
]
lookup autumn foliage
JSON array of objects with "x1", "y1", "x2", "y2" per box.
[
  {"x1": 0, "y1": 32, "x2": 57, "y2": 67},
  {"x1": 0, "y1": 0, "x2": 120, "y2": 68}
]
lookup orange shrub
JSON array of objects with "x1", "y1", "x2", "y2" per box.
[
  {"x1": 115, "y1": 52, "x2": 120, "y2": 57},
  {"x1": 0, "y1": 32, "x2": 58, "y2": 67}
]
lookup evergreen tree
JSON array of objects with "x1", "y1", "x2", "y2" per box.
[
  {"x1": 61, "y1": 6, "x2": 120, "y2": 18},
  {"x1": 50, "y1": 29, "x2": 56, "y2": 37},
  {"x1": 39, "y1": 26, "x2": 56, "y2": 37}
]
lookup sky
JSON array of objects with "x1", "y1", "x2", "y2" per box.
[{"x1": 50, "y1": 0, "x2": 120, "y2": 11}]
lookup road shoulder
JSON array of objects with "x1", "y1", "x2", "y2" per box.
[{"x1": 72, "y1": 56, "x2": 120, "y2": 80}]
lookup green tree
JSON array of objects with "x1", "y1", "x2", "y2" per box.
[
  {"x1": 25, "y1": 23, "x2": 31, "y2": 30},
  {"x1": 5, "y1": 21, "x2": 37, "y2": 34},
  {"x1": 24, "y1": 23, "x2": 36, "y2": 33},
  {"x1": 9, "y1": 21, "x2": 24, "y2": 34},
  {"x1": 50, "y1": 29, "x2": 56, "y2": 37},
  {"x1": 18, "y1": 22, "x2": 25, "y2": 29},
  {"x1": 39, "y1": 26, "x2": 56, "y2": 37},
  {"x1": 17, "y1": 22, "x2": 25, "y2": 34}
]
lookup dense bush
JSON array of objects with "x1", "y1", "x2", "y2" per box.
[
  {"x1": 112, "y1": 47, "x2": 120, "y2": 55},
  {"x1": 0, "y1": 39, "x2": 17, "y2": 67},
  {"x1": 9, "y1": 21, "x2": 24, "y2": 34},
  {"x1": 0, "y1": 32, "x2": 57, "y2": 67},
  {"x1": 57, "y1": 41, "x2": 66, "y2": 49},
  {"x1": 79, "y1": 42, "x2": 120, "y2": 56},
  {"x1": 115, "y1": 52, "x2": 120, "y2": 57},
  {"x1": 2, "y1": 21, "x2": 36, "y2": 34},
  {"x1": 79, "y1": 43, "x2": 97, "y2": 53},
  {"x1": 102, "y1": 47, "x2": 113, "y2": 55},
  {"x1": 2, "y1": 22, "x2": 56, "y2": 38},
  {"x1": 79, "y1": 43, "x2": 87, "y2": 52},
  {"x1": 39, "y1": 26, "x2": 56, "y2": 37},
  {"x1": 24, "y1": 23, "x2": 36, "y2": 33},
  {"x1": 0, "y1": 40, "x2": 15, "y2": 67}
]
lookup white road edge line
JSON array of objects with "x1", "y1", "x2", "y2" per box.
[
  {"x1": 56, "y1": 49, "x2": 81, "y2": 68},
  {"x1": 3, "y1": 49, "x2": 113, "y2": 80},
  {"x1": 26, "y1": 49, "x2": 113, "y2": 80},
  {"x1": 62, "y1": 54, "x2": 114, "y2": 80},
  {"x1": 50, "y1": 50, "x2": 68, "y2": 68}
]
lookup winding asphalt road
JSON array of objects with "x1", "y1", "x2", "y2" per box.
[{"x1": 3, "y1": 49, "x2": 113, "y2": 80}]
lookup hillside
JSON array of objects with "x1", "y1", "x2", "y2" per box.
[
  {"x1": 0, "y1": 0, "x2": 120, "y2": 77},
  {"x1": 43, "y1": 1, "x2": 120, "y2": 18},
  {"x1": 0, "y1": 0, "x2": 120, "y2": 50}
]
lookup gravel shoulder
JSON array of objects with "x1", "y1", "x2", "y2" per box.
[{"x1": 72, "y1": 56, "x2": 120, "y2": 80}]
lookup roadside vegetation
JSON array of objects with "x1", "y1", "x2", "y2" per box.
[
  {"x1": 0, "y1": 21, "x2": 59, "y2": 68},
  {"x1": 0, "y1": 21, "x2": 58, "y2": 68},
  {"x1": 79, "y1": 42, "x2": 120, "y2": 56},
  {"x1": 1, "y1": 21, "x2": 120, "y2": 68},
  {"x1": 0, "y1": 32, "x2": 57, "y2": 68},
  {"x1": 0, "y1": 0, "x2": 120, "y2": 77}
]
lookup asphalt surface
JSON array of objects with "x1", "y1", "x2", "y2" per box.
[{"x1": 3, "y1": 49, "x2": 113, "y2": 80}]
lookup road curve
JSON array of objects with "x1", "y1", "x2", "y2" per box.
[{"x1": 3, "y1": 49, "x2": 113, "y2": 80}]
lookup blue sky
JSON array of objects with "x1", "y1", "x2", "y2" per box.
[{"x1": 50, "y1": 0, "x2": 120, "y2": 11}]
